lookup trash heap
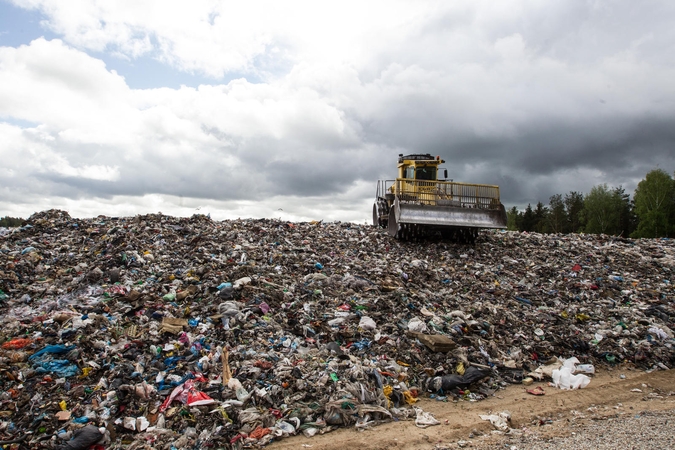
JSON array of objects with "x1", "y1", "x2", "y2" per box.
[{"x1": 0, "y1": 209, "x2": 674, "y2": 448}]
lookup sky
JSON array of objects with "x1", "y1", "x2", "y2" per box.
[{"x1": 1, "y1": 0, "x2": 674, "y2": 223}]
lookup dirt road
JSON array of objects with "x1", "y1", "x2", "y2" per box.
[{"x1": 268, "y1": 367, "x2": 675, "y2": 450}]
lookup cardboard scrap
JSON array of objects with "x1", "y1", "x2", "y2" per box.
[
  {"x1": 160, "y1": 318, "x2": 188, "y2": 334},
  {"x1": 407, "y1": 331, "x2": 457, "y2": 352},
  {"x1": 56, "y1": 410, "x2": 71, "y2": 421},
  {"x1": 176, "y1": 285, "x2": 199, "y2": 301}
]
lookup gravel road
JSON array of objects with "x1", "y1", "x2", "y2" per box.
[{"x1": 470, "y1": 409, "x2": 675, "y2": 450}]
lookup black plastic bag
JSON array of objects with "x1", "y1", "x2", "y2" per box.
[
  {"x1": 57, "y1": 425, "x2": 103, "y2": 450},
  {"x1": 431, "y1": 366, "x2": 491, "y2": 392}
]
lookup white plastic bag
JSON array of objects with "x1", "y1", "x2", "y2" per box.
[
  {"x1": 302, "y1": 427, "x2": 319, "y2": 437},
  {"x1": 552, "y1": 367, "x2": 571, "y2": 389},
  {"x1": 327, "y1": 317, "x2": 345, "y2": 326},
  {"x1": 136, "y1": 416, "x2": 150, "y2": 432},
  {"x1": 414, "y1": 407, "x2": 440, "y2": 428},
  {"x1": 233, "y1": 277, "x2": 251, "y2": 289},
  {"x1": 552, "y1": 367, "x2": 590, "y2": 390},
  {"x1": 570, "y1": 373, "x2": 591, "y2": 389},
  {"x1": 275, "y1": 421, "x2": 296, "y2": 436},
  {"x1": 227, "y1": 378, "x2": 252, "y2": 402},
  {"x1": 123, "y1": 416, "x2": 137, "y2": 431},
  {"x1": 359, "y1": 316, "x2": 377, "y2": 330},
  {"x1": 407, "y1": 317, "x2": 428, "y2": 333},
  {"x1": 562, "y1": 357, "x2": 580, "y2": 371}
]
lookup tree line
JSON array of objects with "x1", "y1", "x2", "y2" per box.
[
  {"x1": 0, "y1": 216, "x2": 23, "y2": 227},
  {"x1": 506, "y1": 168, "x2": 675, "y2": 238}
]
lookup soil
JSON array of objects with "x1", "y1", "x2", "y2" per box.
[{"x1": 268, "y1": 366, "x2": 675, "y2": 450}]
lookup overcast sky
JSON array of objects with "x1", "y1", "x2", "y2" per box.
[{"x1": 1, "y1": 0, "x2": 674, "y2": 223}]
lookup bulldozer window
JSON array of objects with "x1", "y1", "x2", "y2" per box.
[
  {"x1": 416, "y1": 166, "x2": 436, "y2": 181},
  {"x1": 405, "y1": 166, "x2": 414, "y2": 179}
]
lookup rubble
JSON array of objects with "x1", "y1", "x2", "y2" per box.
[{"x1": 0, "y1": 209, "x2": 674, "y2": 448}]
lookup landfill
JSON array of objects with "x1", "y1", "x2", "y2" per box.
[{"x1": 0, "y1": 209, "x2": 674, "y2": 449}]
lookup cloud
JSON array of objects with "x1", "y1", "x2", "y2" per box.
[
  {"x1": 0, "y1": 38, "x2": 375, "y2": 208},
  {"x1": 11, "y1": 0, "x2": 425, "y2": 79},
  {"x1": 1, "y1": 1, "x2": 675, "y2": 221}
]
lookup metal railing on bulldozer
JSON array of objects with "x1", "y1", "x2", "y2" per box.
[{"x1": 392, "y1": 179, "x2": 501, "y2": 209}]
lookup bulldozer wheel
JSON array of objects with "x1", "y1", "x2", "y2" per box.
[
  {"x1": 387, "y1": 207, "x2": 399, "y2": 238},
  {"x1": 373, "y1": 201, "x2": 389, "y2": 229}
]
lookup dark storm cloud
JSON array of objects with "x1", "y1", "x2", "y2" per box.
[
  {"x1": 347, "y1": 108, "x2": 675, "y2": 207},
  {"x1": 508, "y1": 115, "x2": 675, "y2": 173}
]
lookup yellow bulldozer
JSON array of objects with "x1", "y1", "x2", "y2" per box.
[{"x1": 373, "y1": 154, "x2": 507, "y2": 242}]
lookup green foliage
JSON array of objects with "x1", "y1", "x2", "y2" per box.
[
  {"x1": 504, "y1": 169, "x2": 671, "y2": 237},
  {"x1": 613, "y1": 186, "x2": 636, "y2": 237},
  {"x1": 0, "y1": 216, "x2": 23, "y2": 227},
  {"x1": 505, "y1": 187, "x2": 626, "y2": 236},
  {"x1": 506, "y1": 206, "x2": 520, "y2": 231},
  {"x1": 521, "y1": 204, "x2": 536, "y2": 232},
  {"x1": 583, "y1": 184, "x2": 625, "y2": 235},
  {"x1": 548, "y1": 194, "x2": 566, "y2": 233},
  {"x1": 632, "y1": 169, "x2": 674, "y2": 238},
  {"x1": 533, "y1": 201, "x2": 549, "y2": 233},
  {"x1": 563, "y1": 191, "x2": 585, "y2": 233}
]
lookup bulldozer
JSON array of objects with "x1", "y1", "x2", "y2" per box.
[{"x1": 373, "y1": 154, "x2": 507, "y2": 242}]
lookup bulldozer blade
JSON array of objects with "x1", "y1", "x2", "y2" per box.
[{"x1": 396, "y1": 202, "x2": 507, "y2": 229}]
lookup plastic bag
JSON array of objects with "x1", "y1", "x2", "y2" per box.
[
  {"x1": 33, "y1": 359, "x2": 79, "y2": 378},
  {"x1": 187, "y1": 387, "x2": 216, "y2": 406},
  {"x1": 233, "y1": 277, "x2": 252, "y2": 289},
  {"x1": 562, "y1": 357, "x2": 580, "y2": 371},
  {"x1": 414, "y1": 407, "x2": 440, "y2": 428},
  {"x1": 28, "y1": 344, "x2": 76, "y2": 360},
  {"x1": 407, "y1": 317, "x2": 427, "y2": 333},
  {"x1": 275, "y1": 420, "x2": 296, "y2": 436},
  {"x1": 160, "y1": 380, "x2": 215, "y2": 411},
  {"x1": 552, "y1": 367, "x2": 590, "y2": 390},
  {"x1": 359, "y1": 316, "x2": 377, "y2": 330},
  {"x1": 238, "y1": 407, "x2": 262, "y2": 424},
  {"x1": 57, "y1": 425, "x2": 104, "y2": 450},
  {"x1": 1, "y1": 338, "x2": 32, "y2": 350},
  {"x1": 570, "y1": 373, "x2": 591, "y2": 389},
  {"x1": 302, "y1": 427, "x2": 319, "y2": 437},
  {"x1": 431, "y1": 366, "x2": 491, "y2": 392},
  {"x1": 123, "y1": 417, "x2": 137, "y2": 431},
  {"x1": 228, "y1": 377, "x2": 252, "y2": 402}
]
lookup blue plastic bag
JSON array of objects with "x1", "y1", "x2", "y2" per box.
[{"x1": 29, "y1": 345, "x2": 76, "y2": 360}]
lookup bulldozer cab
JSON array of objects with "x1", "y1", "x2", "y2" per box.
[
  {"x1": 394, "y1": 154, "x2": 444, "y2": 202},
  {"x1": 399, "y1": 158, "x2": 440, "y2": 181},
  {"x1": 398, "y1": 154, "x2": 441, "y2": 179}
]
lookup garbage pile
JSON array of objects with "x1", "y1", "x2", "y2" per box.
[{"x1": 0, "y1": 209, "x2": 674, "y2": 448}]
